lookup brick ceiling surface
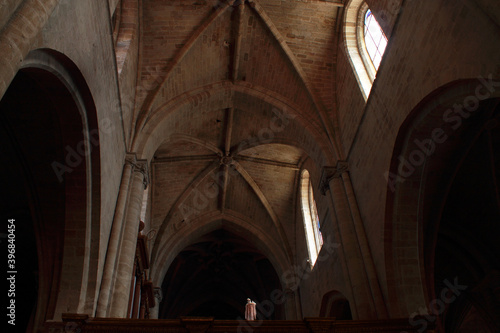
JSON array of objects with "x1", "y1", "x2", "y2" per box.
[{"x1": 133, "y1": 0, "x2": 343, "y2": 289}]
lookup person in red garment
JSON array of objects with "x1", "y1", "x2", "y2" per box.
[{"x1": 245, "y1": 298, "x2": 256, "y2": 321}]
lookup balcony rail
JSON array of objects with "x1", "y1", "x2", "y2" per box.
[{"x1": 40, "y1": 314, "x2": 435, "y2": 333}]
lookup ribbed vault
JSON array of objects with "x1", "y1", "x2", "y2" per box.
[
  {"x1": 132, "y1": 0, "x2": 343, "y2": 161},
  {"x1": 133, "y1": 0, "x2": 344, "y2": 315}
]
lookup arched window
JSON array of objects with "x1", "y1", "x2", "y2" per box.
[
  {"x1": 344, "y1": 0, "x2": 388, "y2": 99},
  {"x1": 363, "y1": 9, "x2": 387, "y2": 70},
  {"x1": 300, "y1": 170, "x2": 323, "y2": 267}
]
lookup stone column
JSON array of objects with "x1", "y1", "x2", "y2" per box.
[
  {"x1": 321, "y1": 163, "x2": 358, "y2": 318},
  {"x1": 284, "y1": 288, "x2": 300, "y2": 320},
  {"x1": 320, "y1": 161, "x2": 386, "y2": 319},
  {"x1": 341, "y1": 171, "x2": 388, "y2": 318},
  {"x1": 96, "y1": 154, "x2": 135, "y2": 317},
  {"x1": 107, "y1": 154, "x2": 148, "y2": 318}
]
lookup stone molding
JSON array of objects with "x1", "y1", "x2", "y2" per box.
[
  {"x1": 319, "y1": 161, "x2": 348, "y2": 195},
  {"x1": 125, "y1": 152, "x2": 150, "y2": 188}
]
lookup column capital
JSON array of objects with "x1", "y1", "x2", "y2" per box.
[
  {"x1": 319, "y1": 161, "x2": 348, "y2": 195},
  {"x1": 135, "y1": 159, "x2": 150, "y2": 189},
  {"x1": 125, "y1": 152, "x2": 138, "y2": 165},
  {"x1": 125, "y1": 153, "x2": 149, "y2": 189}
]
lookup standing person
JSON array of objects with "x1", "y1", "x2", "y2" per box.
[{"x1": 245, "y1": 298, "x2": 256, "y2": 321}]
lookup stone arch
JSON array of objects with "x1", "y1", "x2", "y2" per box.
[
  {"x1": 158, "y1": 228, "x2": 284, "y2": 319},
  {"x1": 154, "y1": 133, "x2": 223, "y2": 156},
  {"x1": 0, "y1": 48, "x2": 101, "y2": 328},
  {"x1": 132, "y1": 82, "x2": 334, "y2": 166},
  {"x1": 149, "y1": 139, "x2": 307, "y2": 281},
  {"x1": 150, "y1": 210, "x2": 290, "y2": 290},
  {"x1": 384, "y1": 78, "x2": 500, "y2": 322},
  {"x1": 319, "y1": 290, "x2": 353, "y2": 319}
]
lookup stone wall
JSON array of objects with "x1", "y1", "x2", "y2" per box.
[
  {"x1": 37, "y1": 0, "x2": 127, "y2": 316},
  {"x1": 337, "y1": 0, "x2": 500, "y2": 316}
]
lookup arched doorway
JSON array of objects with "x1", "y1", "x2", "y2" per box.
[
  {"x1": 158, "y1": 229, "x2": 283, "y2": 320},
  {"x1": 0, "y1": 50, "x2": 99, "y2": 331}
]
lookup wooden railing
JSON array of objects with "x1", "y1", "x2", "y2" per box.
[{"x1": 41, "y1": 314, "x2": 436, "y2": 332}]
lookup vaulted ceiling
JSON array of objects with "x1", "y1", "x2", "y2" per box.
[{"x1": 125, "y1": 0, "x2": 345, "y2": 303}]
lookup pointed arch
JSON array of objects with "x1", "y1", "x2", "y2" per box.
[
  {"x1": 150, "y1": 210, "x2": 291, "y2": 289},
  {"x1": 385, "y1": 79, "x2": 500, "y2": 322},
  {"x1": 11, "y1": 48, "x2": 101, "y2": 322},
  {"x1": 319, "y1": 290, "x2": 353, "y2": 319}
]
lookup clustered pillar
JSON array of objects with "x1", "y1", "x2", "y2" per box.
[{"x1": 320, "y1": 161, "x2": 388, "y2": 319}]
